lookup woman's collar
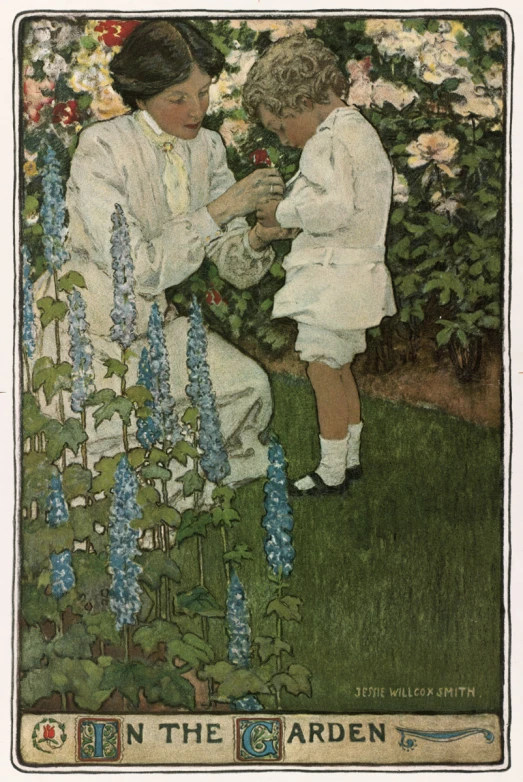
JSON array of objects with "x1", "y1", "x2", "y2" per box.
[{"x1": 139, "y1": 109, "x2": 165, "y2": 136}]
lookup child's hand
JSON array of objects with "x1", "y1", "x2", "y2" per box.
[
  {"x1": 248, "y1": 223, "x2": 300, "y2": 250},
  {"x1": 256, "y1": 198, "x2": 281, "y2": 228}
]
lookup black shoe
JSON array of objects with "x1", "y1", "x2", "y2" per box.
[
  {"x1": 289, "y1": 471, "x2": 350, "y2": 497},
  {"x1": 346, "y1": 465, "x2": 363, "y2": 481}
]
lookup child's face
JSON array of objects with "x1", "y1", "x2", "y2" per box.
[{"x1": 259, "y1": 104, "x2": 320, "y2": 149}]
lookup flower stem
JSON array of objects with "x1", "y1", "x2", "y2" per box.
[
  {"x1": 80, "y1": 410, "x2": 88, "y2": 470},
  {"x1": 221, "y1": 524, "x2": 230, "y2": 584},
  {"x1": 124, "y1": 624, "x2": 130, "y2": 664}
]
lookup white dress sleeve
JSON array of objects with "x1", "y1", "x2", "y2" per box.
[{"x1": 275, "y1": 125, "x2": 357, "y2": 235}]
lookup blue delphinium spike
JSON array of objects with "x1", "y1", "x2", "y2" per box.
[
  {"x1": 50, "y1": 550, "x2": 75, "y2": 599},
  {"x1": 108, "y1": 455, "x2": 143, "y2": 631},
  {"x1": 227, "y1": 569, "x2": 251, "y2": 668},
  {"x1": 68, "y1": 289, "x2": 95, "y2": 413},
  {"x1": 186, "y1": 296, "x2": 230, "y2": 484},
  {"x1": 41, "y1": 147, "x2": 69, "y2": 273},
  {"x1": 262, "y1": 438, "x2": 295, "y2": 578},
  {"x1": 109, "y1": 204, "x2": 137, "y2": 351},
  {"x1": 136, "y1": 346, "x2": 162, "y2": 449},
  {"x1": 147, "y1": 302, "x2": 181, "y2": 445},
  {"x1": 46, "y1": 473, "x2": 69, "y2": 528},
  {"x1": 233, "y1": 695, "x2": 264, "y2": 712},
  {"x1": 22, "y1": 245, "x2": 36, "y2": 358}
]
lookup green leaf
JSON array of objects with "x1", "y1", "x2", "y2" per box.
[
  {"x1": 177, "y1": 509, "x2": 213, "y2": 544},
  {"x1": 139, "y1": 550, "x2": 181, "y2": 590},
  {"x1": 171, "y1": 439, "x2": 199, "y2": 466},
  {"x1": 267, "y1": 595, "x2": 303, "y2": 623},
  {"x1": 45, "y1": 418, "x2": 88, "y2": 462},
  {"x1": 440, "y1": 77, "x2": 462, "y2": 92},
  {"x1": 141, "y1": 663, "x2": 195, "y2": 709},
  {"x1": 217, "y1": 668, "x2": 271, "y2": 700},
  {"x1": 223, "y1": 544, "x2": 254, "y2": 566},
  {"x1": 126, "y1": 385, "x2": 153, "y2": 406},
  {"x1": 92, "y1": 394, "x2": 133, "y2": 429},
  {"x1": 21, "y1": 626, "x2": 48, "y2": 671},
  {"x1": 74, "y1": 553, "x2": 111, "y2": 612},
  {"x1": 272, "y1": 664, "x2": 312, "y2": 697},
  {"x1": 178, "y1": 469, "x2": 205, "y2": 497},
  {"x1": 137, "y1": 485, "x2": 161, "y2": 506},
  {"x1": 83, "y1": 612, "x2": 120, "y2": 646},
  {"x1": 22, "y1": 452, "x2": 57, "y2": 508},
  {"x1": 141, "y1": 464, "x2": 172, "y2": 481},
  {"x1": 99, "y1": 660, "x2": 150, "y2": 707},
  {"x1": 136, "y1": 503, "x2": 181, "y2": 531},
  {"x1": 167, "y1": 633, "x2": 214, "y2": 668},
  {"x1": 128, "y1": 447, "x2": 147, "y2": 469},
  {"x1": 103, "y1": 358, "x2": 128, "y2": 379},
  {"x1": 23, "y1": 194, "x2": 39, "y2": 217},
  {"x1": 22, "y1": 393, "x2": 51, "y2": 438},
  {"x1": 52, "y1": 622, "x2": 95, "y2": 659},
  {"x1": 57, "y1": 270, "x2": 86, "y2": 294},
  {"x1": 62, "y1": 463, "x2": 92, "y2": 500},
  {"x1": 68, "y1": 507, "x2": 94, "y2": 541},
  {"x1": 390, "y1": 208, "x2": 405, "y2": 225},
  {"x1": 33, "y1": 358, "x2": 72, "y2": 404},
  {"x1": 254, "y1": 636, "x2": 292, "y2": 664},
  {"x1": 134, "y1": 620, "x2": 181, "y2": 654},
  {"x1": 181, "y1": 406, "x2": 199, "y2": 428},
  {"x1": 212, "y1": 506, "x2": 241, "y2": 529},
  {"x1": 176, "y1": 586, "x2": 225, "y2": 619},
  {"x1": 36, "y1": 297, "x2": 68, "y2": 329},
  {"x1": 85, "y1": 388, "x2": 115, "y2": 407},
  {"x1": 20, "y1": 667, "x2": 54, "y2": 707},
  {"x1": 436, "y1": 326, "x2": 453, "y2": 347},
  {"x1": 92, "y1": 453, "x2": 124, "y2": 494},
  {"x1": 198, "y1": 661, "x2": 234, "y2": 683},
  {"x1": 21, "y1": 583, "x2": 59, "y2": 625},
  {"x1": 212, "y1": 486, "x2": 236, "y2": 507}
]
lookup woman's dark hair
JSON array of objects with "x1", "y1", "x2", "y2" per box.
[{"x1": 110, "y1": 20, "x2": 225, "y2": 109}]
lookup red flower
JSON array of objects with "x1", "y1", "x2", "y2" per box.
[
  {"x1": 43, "y1": 724, "x2": 55, "y2": 740},
  {"x1": 94, "y1": 20, "x2": 141, "y2": 47},
  {"x1": 52, "y1": 101, "x2": 80, "y2": 127},
  {"x1": 205, "y1": 288, "x2": 223, "y2": 306},
  {"x1": 250, "y1": 148, "x2": 272, "y2": 168}
]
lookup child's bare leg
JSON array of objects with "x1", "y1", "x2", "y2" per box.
[
  {"x1": 340, "y1": 363, "x2": 361, "y2": 424},
  {"x1": 306, "y1": 362, "x2": 350, "y2": 439}
]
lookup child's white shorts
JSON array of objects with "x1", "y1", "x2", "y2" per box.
[{"x1": 295, "y1": 323, "x2": 367, "y2": 368}]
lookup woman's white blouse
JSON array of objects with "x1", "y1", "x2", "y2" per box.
[
  {"x1": 273, "y1": 106, "x2": 397, "y2": 331},
  {"x1": 64, "y1": 112, "x2": 273, "y2": 337}
]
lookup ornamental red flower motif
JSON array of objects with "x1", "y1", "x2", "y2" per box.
[
  {"x1": 23, "y1": 76, "x2": 55, "y2": 123},
  {"x1": 250, "y1": 148, "x2": 272, "y2": 168},
  {"x1": 52, "y1": 101, "x2": 80, "y2": 127},
  {"x1": 205, "y1": 288, "x2": 223, "y2": 306},
  {"x1": 94, "y1": 20, "x2": 141, "y2": 47},
  {"x1": 43, "y1": 724, "x2": 55, "y2": 740}
]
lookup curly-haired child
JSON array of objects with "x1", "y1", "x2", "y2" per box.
[{"x1": 243, "y1": 36, "x2": 397, "y2": 496}]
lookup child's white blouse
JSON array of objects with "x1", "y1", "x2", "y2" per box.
[{"x1": 273, "y1": 106, "x2": 397, "y2": 331}]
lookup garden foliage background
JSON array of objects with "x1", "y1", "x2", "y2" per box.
[{"x1": 18, "y1": 14, "x2": 505, "y2": 718}]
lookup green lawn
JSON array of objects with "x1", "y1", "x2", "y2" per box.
[{"x1": 180, "y1": 373, "x2": 504, "y2": 714}]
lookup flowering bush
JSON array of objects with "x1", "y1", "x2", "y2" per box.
[{"x1": 21, "y1": 14, "x2": 505, "y2": 373}]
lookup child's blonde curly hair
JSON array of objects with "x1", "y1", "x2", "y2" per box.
[{"x1": 242, "y1": 36, "x2": 349, "y2": 121}]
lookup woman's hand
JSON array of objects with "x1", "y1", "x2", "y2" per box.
[
  {"x1": 207, "y1": 169, "x2": 284, "y2": 226},
  {"x1": 248, "y1": 223, "x2": 301, "y2": 251},
  {"x1": 256, "y1": 198, "x2": 281, "y2": 228}
]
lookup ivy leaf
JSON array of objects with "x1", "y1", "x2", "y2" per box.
[
  {"x1": 178, "y1": 469, "x2": 205, "y2": 497},
  {"x1": 21, "y1": 626, "x2": 48, "y2": 671},
  {"x1": 126, "y1": 385, "x2": 153, "y2": 406},
  {"x1": 44, "y1": 418, "x2": 88, "y2": 462},
  {"x1": 20, "y1": 667, "x2": 54, "y2": 707},
  {"x1": 141, "y1": 464, "x2": 172, "y2": 481},
  {"x1": 212, "y1": 506, "x2": 240, "y2": 529},
  {"x1": 267, "y1": 595, "x2": 303, "y2": 623},
  {"x1": 36, "y1": 297, "x2": 68, "y2": 329},
  {"x1": 51, "y1": 622, "x2": 95, "y2": 659},
  {"x1": 171, "y1": 440, "x2": 199, "y2": 466},
  {"x1": 216, "y1": 668, "x2": 271, "y2": 700},
  {"x1": 212, "y1": 486, "x2": 236, "y2": 507},
  {"x1": 62, "y1": 463, "x2": 92, "y2": 500},
  {"x1": 139, "y1": 550, "x2": 181, "y2": 590},
  {"x1": 177, "y1": 509, "x2": 213, "y2": 544},
  {"x1": 57, "y1": 270, "x2": 86, "y2": 294},
  {"x1": 103, "y1": 358, "x2": 128, "y2": 379},
  {"x1": 134, "y1": 620, "x2": 181, "y2": 655},
  {"x1": 137, "y1": 485, "x2": 161, "y2": 506},
  {"x1": 92, "y1": 453, "x2": 125, "y2": 494},
  {"x1": 92, "y1": 394, "x2": 133, "y2": 429},
  {"x1": 271, "y1": 664, "x2": 312, "y2": 697},
  {"x1": 254, "y1": 636, "x2": 292, "y2": 664},
  {"x1": 22, "y1": 393, "x2": 51, "y2": 438},
  {"x1": 128, "y1": 447, "x2": 146, "y2": 469},
  {"x1": 181, "y1": 406, "x2": 199, "y2": 429},
  {"x1": 223, "y1": 544, "x2": 254, "y2": 566},
  {"x1": 33, "y1": 357, "x2": 72, "y2": 404},
  {"x1": 198, "y1": 661, "x2": 234, "y2": 683},
  {"x1": 176, "y1": 586, "x2": 224, "y2": 619},
  {"x1": 167, "y1": 633, "x2": 214, "y2": 668},
  {"x1": 85, "y1": 388, "x2": 115, "y2": 407}
]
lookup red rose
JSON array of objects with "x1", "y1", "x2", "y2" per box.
[
  {"x1": 205, "y1": 288, "x2": 223, "y2": 306},
  {"x1": 43, "y1": 724, "x2": 55, "y2": 740},
  {"x1": 95, "y1": 20, "x2": 141, "y2": 47},
  {"x1": 52, "y1": 101, "x2": 79, "y2": 127},
  {"x1": 250, "y1": 148, "x2": 272, "y2": 168}
]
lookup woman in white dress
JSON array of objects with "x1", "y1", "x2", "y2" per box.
[{"x1": 35, "y1": 20, "x2": 291, "y2": 492}]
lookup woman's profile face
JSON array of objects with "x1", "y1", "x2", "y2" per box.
[{"x1": 137, "y1": 65, "x2": 212, "y2": 139}]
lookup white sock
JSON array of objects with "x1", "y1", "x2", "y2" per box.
[
  {"x1": 294, "y1": 434, "x2": 349, "y2": 490},
  {"x1": 347, "y1": 421, "x2": 363, "y2": 468}
]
